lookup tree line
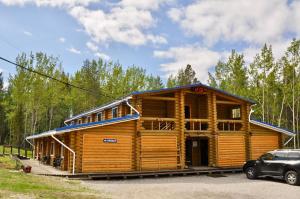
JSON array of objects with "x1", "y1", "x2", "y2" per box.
[{"x1": 0, "y1": 39, "x2": 299, "y2": 148}]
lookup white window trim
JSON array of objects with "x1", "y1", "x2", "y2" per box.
[
  {"x1": 50, "y1": 141, "x2": 55, "y2": 157},
  {"x1": 87, "y1": 115, "x2": 92, "y2": 123},
  {"x1": 112, "y1": 107, "x2": 118, "y2": 118},
  {"x1": 97, "y1": 112, "x2": 103, "y2": 122},
  {"x1": 232, "y1": 108, "x2": 241, "y2": 119},
  {"x1": 60, "y1": 143, "x2": 64, "y2": 159}
]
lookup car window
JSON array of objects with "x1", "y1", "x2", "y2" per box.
[
  {"x1": 261, "y1": 153, "x2": 274, "y2": 161},
  {"x1": 287, "y1": 152, "x2": 300, "y2": 160},
  {"x1": 273, "y1": 152, "x2": 287, "y2": 160}
]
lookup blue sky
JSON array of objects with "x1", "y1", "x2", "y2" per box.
[{"x1": 0, "y1": 0, "x2": 300, "y2": 86}]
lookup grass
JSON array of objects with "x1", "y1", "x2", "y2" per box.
[
  {"x1": 0, "y1": 156, "x2": 106, "y2": 199},
  {"x1": 0, "y1": 145, "x2": 33, "y2": 157}
]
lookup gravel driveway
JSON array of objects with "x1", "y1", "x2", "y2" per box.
[{"x1": 82, "y1": 173, "x2": 300, "y2": 199}]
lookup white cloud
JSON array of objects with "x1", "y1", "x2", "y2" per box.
[
  {"x1": 69, "y1": 6, "x2": 167, "y2": 46},
  {"x1": 119, "y1": 0, "x2": 172, "y2": 10},
  {"x1": 86, "y1": 41, "x2": 98, "y2": 52},
  {"x1": 168, "y1": 0, "x2": 298, "y2": 46},
  {"x1": 242, "y1": 40, "x2": 290, "y2": 65},
  {"x1": 154, "y1": 45, "x2": 228, "y2": 82},
  {"x1": 0, "y1": 0, "x2": 99, "y2": 8},
  {"x1": 86, "y1": 41, "x2": 110, "y2": 60},
  {"x1": 59, "y1": 37, "x2": 66, "y2": 43},
  {"x1": 167, "y1": 7, "x2": 182, "y2": 22},
  {"x1": 95, "y1": 52, "x2": 110, "y2": 60},
  {"x1": 67, "y1": 47, "x2": 81, "y2": 54},
  {"x1": 23, "y1": 31, "x2": 32, "y2": 36}
]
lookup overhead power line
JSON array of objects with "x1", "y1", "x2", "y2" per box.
[{"x1": 0, "y1": 56, "x2": 112, "y2": 98}]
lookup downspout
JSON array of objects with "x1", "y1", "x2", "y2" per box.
[
  {"x1": 51, "y1": 134, "x2": 76, "y2": 175},
  {"x1": 126, "y1": 99, "x2": 140, "y2": 115},
  {"x1": 249, "y1": 104, "x2": 256, "y2": 122}
]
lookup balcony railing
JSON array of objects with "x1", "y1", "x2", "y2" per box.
[
  {"x1": 185, "y1": 119, "x2": 209, "y2": 131},
  {"x1": 140, "y1": 117, "x2": 176, "y2": 131},
  {"x1": 217, "y1": 119, "x2": 243, "y2": 131}
]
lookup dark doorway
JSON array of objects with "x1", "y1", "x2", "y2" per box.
[
  {"x1": 185, "y1": 137, "x2": 209, "y2": 167},
  {"x1": 185, "y1": 106, "x2": 190, "y2": 129},
  {"x1": 184, "y1": 106, "x2": 190, "y2": 118}
]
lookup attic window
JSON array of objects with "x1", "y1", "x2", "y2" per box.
[
  {"x1": 97, "y1": 112, "x2": 103, "y2": 121},
  {"x1": 78, "y1": 119, "x2": 82, "y2": 124},
  {"x1": 232, "y1": 108, "x2": 241, "y2": 119},
  {"x1": 112, "y1": 107, "x2": 118, "y2": 118},
  {"x1": 87, "y1": 116, "x2": 92, "y2": 123}
]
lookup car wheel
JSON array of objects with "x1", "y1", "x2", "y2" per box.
[
  {"x1": 246, "y1": 167, "x2": 257, "y2": 179},
  {"x1": 285, "y1": 171, "x2": 299, "y2": 185}
]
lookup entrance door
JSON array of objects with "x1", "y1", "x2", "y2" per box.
[{"x1": 185, "y1": 137, "x2": 209, "y2": 167}]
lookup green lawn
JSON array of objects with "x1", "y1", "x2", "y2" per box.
[
  {"x1": 0, "y1": 145, "x2": 33, "y2": 158},
  {"x1": 0, "y1": 156, "x2": 106, "y2": 199}
]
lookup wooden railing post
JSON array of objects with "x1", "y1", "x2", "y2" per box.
[{"x1": 10, "y1": 146, "x2": 13, "y2": 154}]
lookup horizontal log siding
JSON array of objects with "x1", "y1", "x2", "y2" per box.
[
  {"x1": 217, "y1": 134, "x2": 246, "y2": 167},
  {"x1": 140, "y1": 135, "x2": 178, "y2": 170},
  {"x1": 250, "y1": 123, "x2": 281, "y2": 160},
  {"x1": 81, "y1": 121, "x2": 136, "y2": 173}
]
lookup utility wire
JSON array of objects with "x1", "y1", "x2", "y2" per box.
[{"x1": 0, "y1": 56, "x2": 113, "y2": 99}]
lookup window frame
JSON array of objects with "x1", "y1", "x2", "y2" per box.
[
  {"x1": 50, "y1": 142, "x2": 55, "y2": 157},
  {"x1": 112, "y1": 107, "x2": 118, "y2": 118},
  {"x1": 87, "y1": 115, "x2": 92, "y2": 123},
  {"x1": 97, "y1": 112, "x2": 103, "y2": 122},
  {"x1": 231, "y1": 107, "x2": 241, "y2": 119}
]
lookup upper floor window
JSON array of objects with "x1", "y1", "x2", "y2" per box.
[
  {"x1": 97, "y1": 112, "x2": 103, "y2": 122},
  {"x1": 87, "y1": 116, "x2": 92, "y2": 123},
  {"x1": 78, "y1": 119, "x2": 82, "y2": 125},
  {"x1": 112, "y1": 107, "x2": 118, "y2": 118},
  {"x1": 232, "y1": 108, "x2": 241, "y2": 119}
]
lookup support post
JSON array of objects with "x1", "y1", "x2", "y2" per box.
[{"x1": 51, "y1": 134, "x2": 76, "y2": 175}]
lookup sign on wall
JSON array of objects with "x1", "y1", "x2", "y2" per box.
[
  {"x1": 191, "y1": 87, "x2": 207, "y2": 93},
  {"x1": 103, "y1": 138, "x2": 117, "y2": 143}
]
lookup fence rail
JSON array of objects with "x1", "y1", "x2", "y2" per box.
[{"x1": 1, "y1": 145, "x2": 33, "y2": 159}]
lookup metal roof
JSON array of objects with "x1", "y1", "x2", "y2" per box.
[
  {"x1": 131, "y1": 83, "x2": 256, "y2": 104},
  {"x1": 64, "y1": 96, "x2": 132, "y2": 123},
  {"x1": 26, "y1": 114, "x2": 139, "y2": 140},
  {"x1": 65, "y1": 83, "x2": 255, "y2": 123},
  {"x1": 250, "y1": 119, "x2": 295, "y2": 136}
]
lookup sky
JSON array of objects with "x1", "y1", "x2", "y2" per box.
[{"x1": 0, "y1": 0, "x2": 300, "y2": 87}]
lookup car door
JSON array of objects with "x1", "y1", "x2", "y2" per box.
[
  {"x1": 259, "y1": 153, "x2": 277, "y2": 176},
  {"x1": 269, "y1": 152, "x2": 288, "y2": 176}
]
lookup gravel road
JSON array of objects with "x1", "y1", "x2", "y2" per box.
[{"x1": 82, "y1": 173, "x2": 300, "y2": 199}]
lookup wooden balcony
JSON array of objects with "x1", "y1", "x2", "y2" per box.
[
  {"x1": 140, "y1": 117, "x2": 176, "y2": 133},
  {"x1": 185, "y1": 119, "x2": 210, "y2": 132},
  {"x1": 217, "y1": 119, "x2": 243, "y2": 131}
]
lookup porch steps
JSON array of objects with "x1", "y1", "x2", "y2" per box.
[{"x1": 43, "y1": 167, "x2": 243, "y2": 180}]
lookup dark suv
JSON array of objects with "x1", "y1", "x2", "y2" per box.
[{"x1": 243, "y1": 149, "x2": 300, "y2": 185}]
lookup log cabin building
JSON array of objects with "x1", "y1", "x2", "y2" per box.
[{"x1": 26, "y1": 83, "x2": 295, "y2": 174}]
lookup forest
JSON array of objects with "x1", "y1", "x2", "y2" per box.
[{"x1": 0, "y1": 39, "x2": 300, "y2": 148}]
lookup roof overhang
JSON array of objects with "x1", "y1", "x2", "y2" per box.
[
  {"x1": 27, "y1": 114, "x2": 139, "y2": 140},
  {"x1": 250, "y1": 120, "x2": 295, "y2": 136}
]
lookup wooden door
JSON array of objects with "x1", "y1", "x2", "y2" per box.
[{"x1": 192, "y1": 140, "x2": 200, "y2": 166}]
